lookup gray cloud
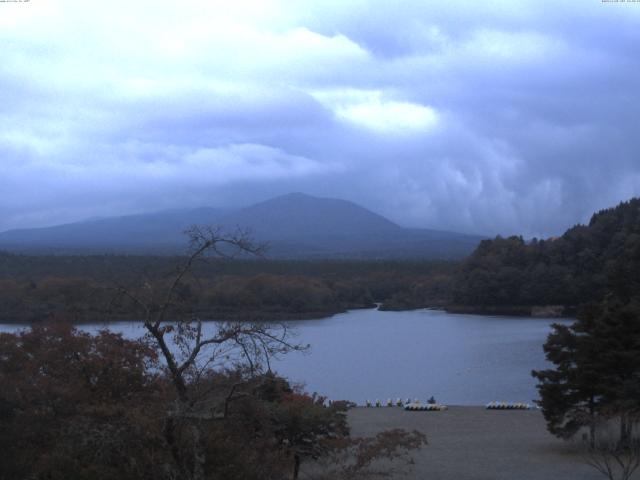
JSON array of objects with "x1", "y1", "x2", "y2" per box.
[{"x1": 2, "y1": 0, "x2": 640, "y2": 237}]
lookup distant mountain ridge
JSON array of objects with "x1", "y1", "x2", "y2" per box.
[{"x1": 0, "y1": 193, "x2": 483, "y2": 259}]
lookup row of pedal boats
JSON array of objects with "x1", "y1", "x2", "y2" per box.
[{"x1": 363, "y1": 399, "x2": 533, "y2": 410}]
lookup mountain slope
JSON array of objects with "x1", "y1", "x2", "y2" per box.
[
  {"x1": 221, "y1": 192, "x2": 401, "y2": 239},
  {"x1": 0, "y1": 208, "x2": 227, "y2": 252},
  {"x1": 0, "y1": 193, "x2": 483, "y2": 259}
]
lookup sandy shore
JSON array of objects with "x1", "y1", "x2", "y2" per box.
[{"x1": 347, "y1": 406, "x2": 606, "y2": 480}]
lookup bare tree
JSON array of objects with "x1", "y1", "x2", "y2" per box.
[
  {"x1": 581, "y1": 415, "x2": 640, "y2": 480},
  {"x1": 114, "y1": 226, "x2": 306, "y2": 480}
]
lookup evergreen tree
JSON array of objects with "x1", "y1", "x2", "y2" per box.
[
  {"x1": 532, "y1": 320, "x2": 601, "y2": 441},
  {"x1": 533, "y1": 296, "x2": 640, "y2": 445}
]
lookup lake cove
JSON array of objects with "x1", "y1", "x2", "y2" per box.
[{"x1": 0, "y1": 308, "x2": 571, "y2": 406}]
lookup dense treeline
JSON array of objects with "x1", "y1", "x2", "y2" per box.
[
  {"x1": 452, "y1": 198, "x2": 640, "y2": 313},
  {"x1": 0, "y1": 254, "x2": 455, "y2": 322}
]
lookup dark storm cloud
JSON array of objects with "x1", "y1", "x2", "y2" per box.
[{"x1": 2, "y1": 0, "x2": 640, "y2": 236}]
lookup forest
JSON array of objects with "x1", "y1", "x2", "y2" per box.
[
  {"x1": 451, "y1": 198, "x2": 640, "y2": 315},
  {"x1": 0, "y1": 253, "x2": 454, "y2": 323}
]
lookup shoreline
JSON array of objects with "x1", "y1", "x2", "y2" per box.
[
  {"x1": 0, "y1": 303, "x2": 577, "y2": 326},
  {"x1": 445, "y1": 304, "x2": 578, "y2": 318}
]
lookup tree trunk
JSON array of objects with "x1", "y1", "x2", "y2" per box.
[
  {"x1": 165, "y1": 399, "x2": 208, "y2": 480},
  {"x1": 163, "y1": 415, "x2": 183, "y2": 472},
  {"x1": 619, "y1": 414, "x2": 631, "y2": 450},
  {"x1": 589, "y1": 397, "x2": 596, "y2": 448},
  {"x1": 293, "y1": 453, "x2": 301, "y2": 480},
  {"x1": 190, "y1": 423, "x2": 206, "y2": 480}
]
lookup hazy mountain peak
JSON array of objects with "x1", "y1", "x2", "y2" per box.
[
  {"x1": 270, "y1": 192, "x2": 314, "y2": 200},
  {"x1": 230, "y1": 193, "x2": 401, "y2": 239}
]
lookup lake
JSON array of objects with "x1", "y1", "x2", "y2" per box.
[{"x1": 0, "y1": 308, "x2": 572, "y2": 406}]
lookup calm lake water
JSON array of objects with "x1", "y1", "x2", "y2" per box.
[{"x1": 0, "y1": 308, "x2": 572, "y2": 406}]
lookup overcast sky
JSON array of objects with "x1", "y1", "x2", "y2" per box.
[{"x1": 2, "y1": 0, "x2": 640, "y2": 237}]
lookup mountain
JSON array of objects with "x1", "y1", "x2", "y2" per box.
[
  {"x1": 0, "y1": 207, "x2": 228, "y2": 253},
  {"x1": 0, "y1": 193, "x2": 483, "y2": 259},
  {"x1": 226, "y1": 193, "x2": 400, "y2": 239}
]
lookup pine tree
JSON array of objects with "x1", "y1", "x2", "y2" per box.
[
  {"x1": 532, "y1": 320, "x2": 601, "y2": 442},
  {"x1": 533, "y1": 296, "x2": 640, "y2": 445}
]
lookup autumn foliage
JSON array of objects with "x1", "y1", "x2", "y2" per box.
[
  {"x1": 0, "y1": 322, "x2": 166, "y2": 479},
  {"x1": 0, "y1": 323, "x2": 425, "y2": 479}
]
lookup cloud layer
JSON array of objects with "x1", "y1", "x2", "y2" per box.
[{"x1": 2, "y1": 0, "x2": 640, "y2": 236}]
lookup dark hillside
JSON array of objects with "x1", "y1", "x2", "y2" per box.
[{"x1": 451, "y1": 198, "x2": 640, "y2": 313}]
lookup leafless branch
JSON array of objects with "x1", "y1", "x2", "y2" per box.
[{"x1": 580, "y1": 416, "x2": 640, "y2": 480}]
